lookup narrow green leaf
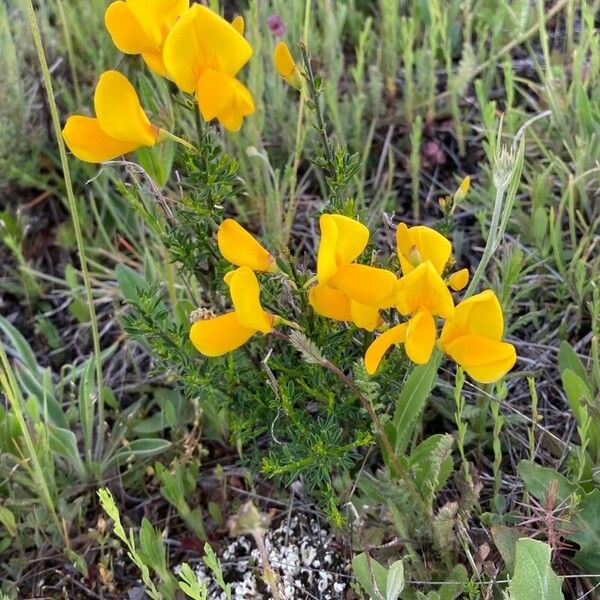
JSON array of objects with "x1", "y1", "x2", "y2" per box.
[{"x1": 393, "y1": 354, "x2": 440, "y2": 455}]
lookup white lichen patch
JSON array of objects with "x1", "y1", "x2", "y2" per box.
[{"x1": 190, "y1": 513, "x2": 349, "y2": 599}]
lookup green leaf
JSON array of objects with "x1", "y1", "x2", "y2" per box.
[
  {"x1": 439, "y1": 564, "x2": 468, "y2": 600},
  {"x1": 115, "y1": 264, "x2": 149, "y2": 303},
  {"x1": 558, "y1": 341, "x2": 589, "y2": 384},
  {"x1": 0, "y1": 507, "x2": 17, "y2": 537},
  {"x1": 0, "y1": 316, "x2": 40, "y2": 374},
  {"x1": 517, "y1": 460, "x2": 578, "y2": 504},
  {"x1": 562, "y1": 369, "x2": 593, "y2": 419},
  {"x1": 571, "y1": 489, "x2": 600, "y2": 573},
  {"x1": 49, "y1": 426, "x2": 86, "y2": 478},
  {"x1": 393, "y1": 353, "x2": 440, "y2": 455},
  {"x1": 491, "y1": 525, "x2": 521, "y2": 573},
  {"x1": 386, "y1": 559, "x2": 404, "y2": 600},
  {"x1": 352, "y1": 552, "x2": 387, "y2": 599},
  {"x1": 409, "y1": 434, "x2": 453, "y2": 498},
  {"x1": 508, "y1": 538, "x2": 564, "y2": 600}
]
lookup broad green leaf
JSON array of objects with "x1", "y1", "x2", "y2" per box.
[
  {"x1": 509, "y1": 538, "x2": 564, "y2": 600},
  {"x1": 386, "y1": 559, "x2": 404, "y2": 600},
  {"x1": 517, "y1": 460, "x2": 578, "y2": 504},
  {"x1": 115, "y1": 264, "x2": 149, "y2": 303},
  {"x1": 49, "y1": 426, "x2": 86, "y2": 478},
  {"x1": 0, "y1": 316, "x2": 40, "y2": 374},
  {"x1": 408, "y1": 434, "x2": 453, "y2": 498},
  {"x1": 439, "y1": 564, "x2": 468, "y2": 600},
  {"x1": 352, "y1": 552, "x2": 387, "y2": 600},
  {"x1": 0, "y1": 507, "x2": 17, "y2": 537},
  {"x1": 558, "y1": 341, "x2": 589, "y2": 384},
  {"x1": 562, "y1": 369, "x2": 593, "y2": 417},
  {"x1": 491, "y1": 525, "x2": 522, "y2": 573},
  {"x1": 393, "y1": 353, "x2": 440, "y2": 455},
  {"x1": 571, "y1": 489, "x2": 600, "y2": 573}
]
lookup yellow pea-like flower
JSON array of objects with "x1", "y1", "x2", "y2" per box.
[
  {"x1": 364, "y1": 323, "x2": 408, "y2": 375},
  {"x1": 396, "y1": 261, "x2": 455, "y2": 319},
  {"x1": 217, "y1": 219, "x2": 276, "y2": 272},
  {"x1": 189, "y1": 267, "x2": 274, "y2": 357},
  {"x1": 328, "y1": 263, "x2": 398, "y2": 308},
  {"x1": 447, "y1": 268, "x2": 469, "y2": 292},
  {"x1": 404, "y1": 309, "x2": 436, "y2": 364},
  {"x1": 440, "y1": 290, "x2": 517, "y2": 383},
  {"x1": 196, "y1": 69, "x2": 255, "y2": 132},
  {"x1": 62, "y1": 70, "x2": 159, "y2": 163},
  {"x1": 274, "y1": 41, "x2": 303, "y2": 90},
  {"x1": 316, "y1": 214, "x2": 369, "y2": 284},
  {"x1": 396, "y1": 223, "x2": 452, "y2": 276},
  {"x1": 162, "y1": 4, "x2": 254, "y2": 131},
  {"x1": 349, "y1": 300, "x2": 381, "y2": 332},
  {"x1": 309, "y1": 285, "x2": 380, "y2": 331},
  {"x1": 105, "y1": 0, "x2": 188, "y2": 78},
  {"x1": 231, "y1": 15, "x2": 245, "y2": 35},
  {"x1": 228, "y1": 267, "x2": 273, "y2": 334},
  {"x1": 309, "y1": 284, "x2": 353, "y2": 322},
  {"x1": 189, "y1": 312, "x2": 256, "y2": 357}
]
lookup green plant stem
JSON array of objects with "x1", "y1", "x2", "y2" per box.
[
  {"x1": 0, "y1": 343, "x2": 62, "y2": 538},
  {"x1": 465, "y1": 183, "x2": 506, "y2": 297},
  {"x1": 159, "y1": 129, "x2": 195, "y2": 151},
  {"x1": 299, "y1": 42, "x2": 335, "y2": 169},
  {"x1": 25, "y1": 0, "x2": 105, "y2": 461}
]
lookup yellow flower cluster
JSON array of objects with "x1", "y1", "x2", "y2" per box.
[
  {"x1": 62, "y1": 2, "x2": 254, "y2": 163},
  {"x1": 190, "y1": 216, "x2": 517, "y2": 385}
]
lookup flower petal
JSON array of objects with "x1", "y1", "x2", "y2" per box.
[
  {"x1": 62, "y1": 116, "x2": 141, "y2": 163},
  {"x1": 444, "y1": 334, "x2": 516, "y2": 383},
  {"x1": 274, "y1": 41, "x2": 295, "y2": 78},
  {"x1": 329, "y1": 214, "x2": 370, "y2": 265},
  {"x1": 405, "y1": 310, "x2": 436, "y2": 364},
  {"x1": 196, "y1": 69, "x2": 254, "y2": 131},
  {"x1": 126, "y1": 0, "x2": 189, "y2": 46},
  {"x1": 217, "y1": 219, "x2": 275, "y2": 272},
  {"x1": 141, "y1": 51, "x2": 170, "y2": 79},
  {"x1": 396, "y1": 223, "x2": 452, "y2": 275},
  {"x1": 396, "y1": 261, "x2": 454, "y2": 318},
  {"x1": 447, "y1": 268, "x2": 469, "y2": 292},
  {"x1": 329, "y1": 264, "x2": 398, "y2": 307},
  {"x1": 231, "y1": 15, "x2": 244, "y2": 35},
  {"x1": 105, "y1": 1, "x2": 154, "y2": 54},
  {"x1": 364, "y1": 323, "x2": 408, "y2": 375},
  {"x1": 228, "y1": 267, "x2": 273, "y2": 333},
  {"x1": 440, "y1": 289, "x2": 504, "y2": 350},
  {"x1": 309, "y1": 284, "x2": 352, "y2": 322},
  {"x1": 316, "y1": 214, "x2": 339, "y2": 284},
  {"x1": 163, "y1": 4, "x2": 252, "y2": 93},
  {"x1": 350, "y1": 300, "x2": 381, "y2": 332},
  {"x1": 189, "y1": 311, "x2": 255, "y2": 356},
  {"x1": 94, "y1": 70, "x2": 157, "y2": 146}
]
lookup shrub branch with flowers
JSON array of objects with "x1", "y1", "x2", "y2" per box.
[{"x1": 49, "y1": 0, "x2": 550, "y2": 594}]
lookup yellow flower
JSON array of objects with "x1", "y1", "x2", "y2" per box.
[
  {"x1": 396, "y1": 222, "x2": 452, "y2": 276},
  {"x1": 315, "y1": 214, "x2": 396, "y2": 308},
  {"x1": 378, "y1": 260, "x2": 455, "y2": 367},
  {"x1": 455, "y1": 175, "x2": 471, "y2": 202},
  {"x1": 217, "y1": 219, "x2": 276, "y2": 272},
  {"x1": 62, "y1": 70, "x2": 159, "y2": 163},
  {"x1": 309, "y1": 284, "x2": 381, "y2": 332},
  {"x1": 317, "y1": 214, "x2": 369, "y2": 284},
  {"x1": 162, "y1": 4, "x2": 254, "y2": 131},
  {"x1": 274, "y1": 41, "x2": 303, "y2": 90},
  {"x1": 196, "y1": 69, "x2": 255, "y2": 132},
  {"x1": 231, "y1": 15, "x2": 245, "y2": 35},
  {"x1": 447, "y1": 268, "x2": 469, "y2": 292},
  {"x1": 364, "y1": 323, "x2": 408, "y2": 375},
  {"x1": 105, "y1": 0, "x2": 188, "y2": 78},
  {"x1": 440, "y1": 290, "x2": 517, "y2": 383},
  {"x1": 189, "y1": 267, "x2": 273, "y2": 356},
  {"x1": 396, "y1": 261, "x2": 454, "y2": 319}
]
